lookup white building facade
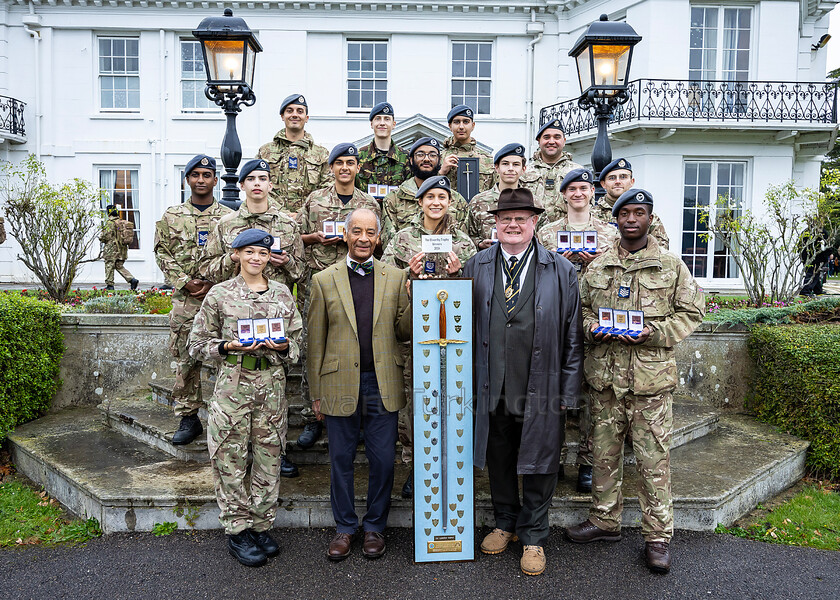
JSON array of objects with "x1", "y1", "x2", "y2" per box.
[{"x1": 0, "y1": 0, "x2": 837, "y2": 291}]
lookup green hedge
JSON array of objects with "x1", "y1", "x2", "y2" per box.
[
  {"x1": 747, "y1": 324, "x2": 840, "y2": 479},
  {"x1": 0, "y1": 295, "x2": 64, "y2": 442}
]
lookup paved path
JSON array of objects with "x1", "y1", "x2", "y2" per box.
[{"x1": 1, "y1": 527, "x2": 837, "y2": 600}]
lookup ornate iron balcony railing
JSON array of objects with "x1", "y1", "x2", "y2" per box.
[
  {"x1": 0, "y1": 95, "x2": 26, "y2": 140},
  {"x1": 539, "y1": 79, "x2": 838, "y2": 136}
]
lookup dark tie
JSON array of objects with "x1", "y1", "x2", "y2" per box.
[{"x1": 505, "y1": 256, "x2": 519, "y2": 313}]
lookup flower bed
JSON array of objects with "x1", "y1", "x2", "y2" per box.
[{"x1": 5, "y1": 288, "x2": 172, "y2": 315}]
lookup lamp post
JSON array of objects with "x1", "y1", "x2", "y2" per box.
[
  {"x1": 569, "y1": 14, "x2": 641, "y2": 199},
  {"x1": 193, "y1": 9, "x2": 263, "y2": 210}
]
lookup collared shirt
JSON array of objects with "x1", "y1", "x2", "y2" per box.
[
  {"x1": 499, "y1": 241, "x2": 535, "y2": 290},
  {"x1": 346, "y1": 254, "x2": 374, "y2": 276}
]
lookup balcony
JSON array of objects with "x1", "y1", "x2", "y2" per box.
[
  {"x1": 540, "y1": 79, "x2": 838, "y2": 143},
  {"x1": 0, "y1": 95, "x2": 26, "y2": 144}
]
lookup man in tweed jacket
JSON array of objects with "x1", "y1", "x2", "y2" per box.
[{"x1": 307, "y1": 207, "x2": 412, "y2": 562}]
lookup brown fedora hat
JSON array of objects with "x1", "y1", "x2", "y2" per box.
[{"x1": 488, "y1": 187, "x2": 544, "y2": 215}]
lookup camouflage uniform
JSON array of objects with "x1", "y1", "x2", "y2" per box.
[
  {"x1": 199, "y1": 202, "x2": 305, "y2": 289},
  {"x1": 591, "y1": 197, "x2": 670, "y2": 249},
  {"x1": 295, "y1": 185, "x2": 381, "y2": 425},
  {"x1": 521, "y1": 151, "x2": 582, "y2": 227},
  {"x1": 99, "y1": 215, "x2": 135, "y2": 286},
  {"x1": 256, "y1": 129, "x2": 331, "y2": 215},
  {"x1": 381, "y1": 178, "x2": 469, "y2": 249},
  {"x1": 536, "y1": 213, "x2": 617, "y2": 466},
  {"x1": 354, "y1": 141, "x2": 411, "y2": 195},
  {"x1": 466, "y1": 184, "x2": 524, "y2": 247},
  {"x1": 381, "y1": 214, "x2": 476, "y2": 464},
  {"x1": 579, "y1": 239, "x2": 704, "y2": 542},
  {"x1": 154, "y1": 199, "x2": 232, "y2": 417},
  {"x1": 536, "y1": 215, "x2": 619, "y2": 278},
  {"x1": 188, "y1": 275, "x2": 303, "y2": 535},
  {"x1": 441, "y1": 136, "x2": 495, "y2": 195}
]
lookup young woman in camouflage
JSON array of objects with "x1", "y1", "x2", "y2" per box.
[{"x1": 188, "y1": 228, "x2": 303, "y2": 568}]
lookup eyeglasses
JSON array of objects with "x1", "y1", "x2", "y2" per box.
[
  {"x1": 498, "y1": 216, "x2": 534, "y2": 225},
  {"x1": 413, "y1": 151, "x2": 440, "y2": 160}
]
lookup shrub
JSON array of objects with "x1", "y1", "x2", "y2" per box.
[
  {"x1": 81, "y1": 295, "x2": 142, "y2": 314},
  {"x1": 0, "y1": 295, "x2": 64, "y2": 442},
  {"x1": 747, "y1": 324, "x2": 840, "y2": 479},
  {"x1": 707, "y1": 296, "x2": 840, "y2": 326}
]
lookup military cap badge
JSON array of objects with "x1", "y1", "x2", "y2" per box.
[
  {"x1": 263, "y1": 236, "x2": 272, "y2": 246},
  {"x1": 581, "y1": 172, "x2": 589, "y2": 181},
  {"x1": 636, "y1": 192, "x2": 645, "y2": 201},
  {"x1": 298, "y1": 95, "x2": 305, "y2": 103},
  {"x1": 466, "y1": 109, "x2": 473, "y2": 117},
  {"x1": 383, "y1": 106, "x2": 390, "y2": 113},
  {"x1": 618, "y1": 159, "x2": 627, "y2": 168},
  {"x1": 439, "y1": 177, "x2": 447, "y2": 186},
  {"x1": 260, "y1": 161, "x2": 267, "y2": 169},
  {"x1": 200, "y1": 157, "x2": 209, "y2": 166},
  {"x1": 553, "y1": 120, "x2": 560, "y2": 127}
]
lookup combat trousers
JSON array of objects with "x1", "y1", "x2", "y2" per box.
[
  {"x1": 486, "y1": 404, "x2": 559, "y2": 547},
  {"x1": 574, "y1": 382, "x2": 593, "y2": 467},
  {"x1": 588, "y1": 387, "x2": 673, "y2": 543},
  {"x1": 208, "y1": 367, "x2": 288, "y2": 535},
  {"x1": 105, "y1": 258, "x2": 134, "y2": 286},
  {"x1": 169, "y1": 295, "x2": 204, "y2": 417},
  {"x1": 397, "y1": 342, "x2": 413, "y2": 464}
]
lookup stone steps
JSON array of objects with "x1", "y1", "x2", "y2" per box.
[
  {"x1": 8, "y1": 407, "x2": 806, "y2": 534},
  {"x1": 98, "y1": 395, "x2": 366, "y2": 466},
  {"x1": 108, "y1": 388, "x2": 718, "y2": 469}
]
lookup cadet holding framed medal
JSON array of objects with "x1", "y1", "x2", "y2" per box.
[{"x1": 187, "y1": 228, "x2": 303, "y2": 569}]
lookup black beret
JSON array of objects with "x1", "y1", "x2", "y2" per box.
[
  {"x1": 280, "y1": 93, "x2": 308, "y2": 114},
  {"x1": 409, "y1": 137, "x2": 441, "y2": 157},
  {"x1": 415, "y1": 175, "x2": 451, "y2": 199},
  {"x1": 559, "y1": 168, "x2": 595, "y2": 192},
  {"x1": 238, "y1": 159, "x2": 270, "y2": 182},
  {"x1": 494, "y1": 143, "x2": 526, "y2": 164},
  {"x1": 328, "y1": 143, "x2": 358, "y2": 165},
  {"x1": 447, "y1": 104, "x2": 474, "y2": 123},
  {"x1": 231, "y1": 228, "x2": 274, "y2": 250},
  {"x1": 184, "y1": 154, "x2": 216, "y2": 177},
  {"x1": 369, "y1": 102, "x2": 394, "y2": 120},
  {"x1": 600, "y1": 158, "x2": 632, "y2": 182},
  {"x1": 612, "y1": 188, "x2": 654, "y2": 217},
  {"x1": 536, "y1": 119, "x2": 565, "y2": 140}
]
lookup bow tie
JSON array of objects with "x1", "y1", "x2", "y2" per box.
[{"x1": 350, "y1": 260, "x2": 374, "y2": 275}]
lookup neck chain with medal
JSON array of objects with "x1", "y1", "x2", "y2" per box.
[{"x1": 503, "y1": 243, "x2": 533, "y2": 299}]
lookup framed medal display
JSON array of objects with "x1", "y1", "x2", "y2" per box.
[
  {"x1": 628, "y1": 310, "x2": 645, "y2": 338},
  {"x1": 268, "y1": 317, "x2": 286, "y2": 342},
  {"x1": 237, "y1": 319, "x2": 254, "y2": 344},
  {"x1": 253, "y1": 318, "x2": 270, "y2": 342},
  {"x1": 570, "y1": 231, "x2": 584, "y2": 252},
  {"x1": 556, "y1": 231, "x2": 571, "y2": 252},
  {"x1": 595, "y1": 307, "x2": 614, "y2": 335}
]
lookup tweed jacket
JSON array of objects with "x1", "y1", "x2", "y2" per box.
[{"x1": 307, "y1": 258, "x2": 412, "y2": 415}]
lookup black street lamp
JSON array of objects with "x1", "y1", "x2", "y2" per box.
[
  {"x1": 193, "y1": 9, "x2": 263, "y2": 210},
  {"x1": 569, "y1": 14, "x2": 641, "y2": 198}
]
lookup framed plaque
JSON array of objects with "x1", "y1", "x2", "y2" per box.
[
  {"x1": 457, "y1": 157, "x2": 480, "y2": 202},
  {"x1": 411, "y1": 278, "x2": 474, "y2": 563}
]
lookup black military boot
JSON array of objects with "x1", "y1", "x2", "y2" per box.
[
  {"x1": 130, "y1": 278, "x2": 139, "y2": 291},
  {"x1": 249, "y1": 529, "x2": 280, "y2": 558},
  {"x1": 172, "y1": 414, "x2": 202, "y2": 445},
  {"x1": 280, "y1": 456, "x2": 299, "y2": 478},
  {"x1": 105, "y1": 285, "x2": 115, "y2": 290},
  {"x1": 401, "y1": 468, "x2": 413, "y2": 499},
  {"x1": 227, "y1": 531, "x2": 267, "y2": 567},
  {"x1": 577, "y1": 465, "x2": 593, "y2": 494},
  {"x1": 296, "y1": 421, "x2": 323, "y2": 450}
]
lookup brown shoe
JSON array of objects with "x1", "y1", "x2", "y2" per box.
[
  {"x1": 520, "y1": 545, "x2": 546, "y2": 576},
  {"x1": 565, "y1": 519, "x2": 622, "y2": 544},
  {"x1": 362, "y1": 531, "x2": 386, "y2": 559},
  {"x1": 480, "y1": 528, "x2": 518, "y2": 555},
  {"x1": 645, "y1": 541, "x2": 671, "y2": 574},
  {"x1": 327, "y1": 532, "x2": 354, "y2": 561}
]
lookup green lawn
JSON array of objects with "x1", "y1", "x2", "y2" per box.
[
  {"x1": 0, "y1": 480, "x2": 101, "y2": 547},
  {"x1": 716, "y1": 484, "x2": 840, "y2": 551}
]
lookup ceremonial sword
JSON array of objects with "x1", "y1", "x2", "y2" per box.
[{"x1": 419, "y1": 290, "x2": 467, "y2": 531}]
